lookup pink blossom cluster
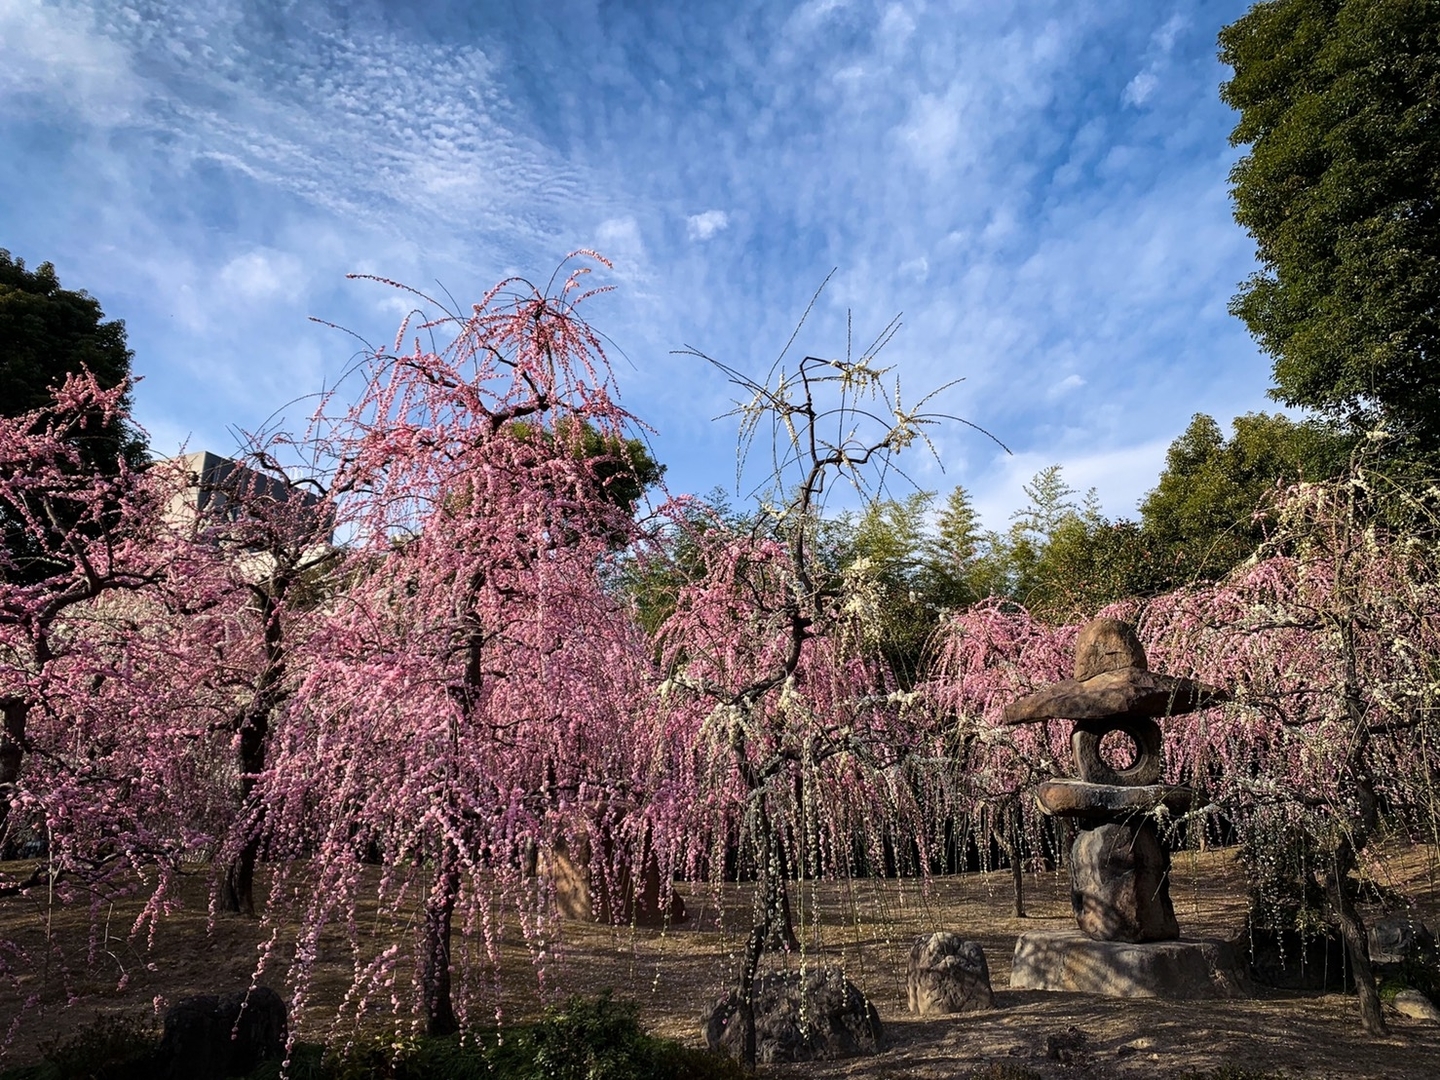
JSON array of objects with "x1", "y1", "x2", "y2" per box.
[{"x1": 2, "y1": 261, "x2": 1437, "y2": 1044}]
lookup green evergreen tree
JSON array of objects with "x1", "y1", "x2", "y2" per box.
[
  {"x1": 1139, "y1": 412, "x2": 1353, "y2": 583},
  {"x1": 838, "y1": 491, "x2": 935, "y2": 685},
  {"x1": 1, "y1": 251, "x2": 148, "y2": 584},
  {"x1": 919, "y1": 485, "x2": 986, "y2": 611},
  {"x1": 0, "y1": 250, "x2": 146, "y2": 471},
  {"x1": 1220, "y1": 0, "x2": 1440, "y2": 449}
]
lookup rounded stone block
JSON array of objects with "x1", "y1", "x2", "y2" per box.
[
  {"x1": 1071, "y1": 716, "x2": 1162, "y2": 786},
  {"x1": 1035, "y1": 779, "x2": 1192, "y2": 821},
  {"x1": 1070, "y1": 820, "x2": 1178, "y2": 943},
  {"x1": 1009, "y1": 930, "x2": 1249, "y2": 999},
  {"x1": 906, "y1": 933, "x2": 994, "y2": 1015},
  {"x1": 1073, "y1": 618, "x2": 1147, "y2": 681}
]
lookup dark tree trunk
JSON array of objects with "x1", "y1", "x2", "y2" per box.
[
  {"x1": 736, "y1": 851, "x2": 787, "y2": 1073},
  {"x1": 1327, "y1": 838, "x2": 1387, "y2": 1035},
  {"x1": 0, "y1": 699, "x2": 26, "y2": 857},
  {"x1": 1331, "y1": 620, "x2": 1386, "y2": 1033},
  {"x1": 733, "y1": 803, "x2": 800, "y2": 1072},
  {"x1": 997, "y1": 806, "x2": 1026, "y2": 918},
  {"x1": 219, "y1": 589, "x2": 285, "y2": 916},
  {"x1": 421, "y1": 848, "x2": 461, "y2": 1037},
  {"x1": 737, "y1": 896, "x2": 769, "y2": 1073},
  {"x1": 219, "y1": 831, "x2": 260, "y2": 917},
  {"x1": 766, "y1": 833, "x2": 800, "y2": 952},
  {"x1": 218, "y1": 709, "x2": 270, "y2": 916}
]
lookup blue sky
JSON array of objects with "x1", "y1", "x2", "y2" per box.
[{"x1": 1, "y1": 0, "x2": 1270, "y2": 528}]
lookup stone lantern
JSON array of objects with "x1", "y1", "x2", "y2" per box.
[{"x1": 1003, "y1": 619, "x2": 1249, "y2": 997}]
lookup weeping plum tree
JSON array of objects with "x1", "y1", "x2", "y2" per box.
[
  {"x1": 0, "y1": 374, "x2": 228, "y2": 979},
  {"x1": 256, "y1": 256, "x2": 662, "y2": 1036},
  {"x1": 650, "y1": 303, "x2": 996, "y2": 1069},
  {"x1": 142, "y1": 444, "x2": 340, "y2": 917},
  {"x1": 1139, "y1": 458, "x2": 1440, "y2": 1036},
  {"x1": 0, "y1": 374, "x2": 161, "y2": 865},
  {"x1": 923, "y1": 601, "x2": 1077, "y2": 913}
]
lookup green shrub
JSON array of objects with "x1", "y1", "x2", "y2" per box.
[
  {"x1": 249, "y1": 994, "x2": 742, "y2": 1080},
  {"x1": 488, "y1": 993, "x2": 742, "y2": 1080},
  {"x1": 0, "y1": 1011, "x2": 161, "y2": 1080}
]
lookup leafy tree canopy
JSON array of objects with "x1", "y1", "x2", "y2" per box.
[
  {"x1": 0, "y1": 249, "x2": 146, "y2": 471},
  {"x1": 1, "y1": 251, "x2": 148, "y2": 585},
  {"x1": 1139, "y1": 411, "x2": 1354, "y2": 582},
  {"x1": 1220, "y1": 0, "x2": 1440, "y2": 447}
]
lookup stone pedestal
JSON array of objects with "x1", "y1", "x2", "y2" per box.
[
  {"x1": 1070, "y1": 820, "x2": 1178, "y2": 942},
  {"x1": 1010, "y1": 930, "x2": 1249, "y2": 999},
  {"x1": 1037, "y1": 780, "x2": 1190, "y2": 944}
]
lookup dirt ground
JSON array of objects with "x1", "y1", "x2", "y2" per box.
[{"x1": 3, "y1": 847, "x2": 1440, "y2": 1078}]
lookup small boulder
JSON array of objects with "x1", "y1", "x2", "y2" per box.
[
  {"x1": 1070, "y1": 821, "x2": 1178, "y2": 942},
  {"x1": 702, "y1": 968, "x2": 882, "y2": 1064},
  {"x1": 907, "y1": 933, "x2": 993, "y2": 1014},
  {"x1": 1045, "y1": 1025, "x2": 1093, "y2": 1065},
  {"x1": 157, "y1": 986, "x2": 286, "y2": 1080},
  {"x1": 1242, "y1": 916, "x2": 1353, "y2": 992},
  {"x1": 1393, "y1": 989, "x2": 1440, "y2": 1024},
  {"x1": 1368, "y1": 912, "x2": 1435, "y2": 966}
]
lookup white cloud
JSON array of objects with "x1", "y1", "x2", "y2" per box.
[
  {"x1": 1123, "y1": 70, "x2": 1159, "y2": 107},
  {"x1": 1122, "y1": 14, "x2": 1188, "y2": 109},
  {"x1": 686, "y1": 210, "x2": 730, "y2": 241},
  {"x1": 1153, "y1": 14, "x2": 1189, "y2": 54},
  {"x1": 218, "y1": 249, "x2": 305, "y2": 303},
  {"x1": 900, "y1": 88, "x2": 972, "y2": 172},
  {"x1": 1047, "y1": 373, "x2": 1085, "y2": 399},
  {"x1": 787, "y1": 0, "x2": 848, "y2": 37},
  {"x1": 0, "y1": 0, "x2": 143, "y2": 123},
  {"x1": 898, "y1": 256, "x2": 929, "y2": 283},
  {"x1": 970, "y1": 437, "x2": 1173, "y2": 531},
  {"x1": 876, "y1": 3, "x2": 916, "y2": 54},
  {"x1": 595, "y1": 216, "x2": 646, "y2": 269}
]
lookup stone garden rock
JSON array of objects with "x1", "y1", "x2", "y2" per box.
[
  {"x1": 1011, "y1": 930, "x2": 1248, "y2": 998},
  {"x1": 157, "y1": 985, "x2": 286, "y2": 1080},
  {"x1": 1242, "y1": 916, "x2": 1353, "y2": 992},
  {"x1": 702, "y1": 968, "x2": 882, "y2": 1064},
  {"x1": 906, "y1": 933, "x2": 993, "y2": 1014},
  {"x1": 1070, "y1": 820, "x2": 1178, "y2": 942},
  {"x1": 1368, "y1": 912, "x2": 1435, "y2": 966},
  {"x1": 1392, "y1": 989, "x2": 1440, "y2": 1023}
]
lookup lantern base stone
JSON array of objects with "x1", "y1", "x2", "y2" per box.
[{"x1": 1009, "y1": 930, "x2": 1249, "y2": 999}]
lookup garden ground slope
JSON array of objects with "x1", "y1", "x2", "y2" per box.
[{"x1": 1, "y1": 848, "x2": 1438, "y2": 1077}]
